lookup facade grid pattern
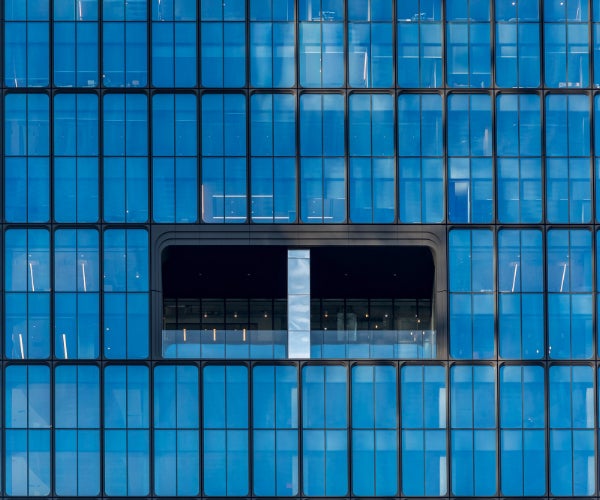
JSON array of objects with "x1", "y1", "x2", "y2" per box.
[{"x1": 2, "y1": 0, "x2": 600, "y2": 498}]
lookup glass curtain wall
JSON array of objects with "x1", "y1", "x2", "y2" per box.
[{"x1": 3, "y1": 0, "x2": 600, "y2": 497}]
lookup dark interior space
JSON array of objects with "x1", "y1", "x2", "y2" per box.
[
  {"x1": 311, "y1": 246, "x2": 434, "y2": 299},
  {"x1": 162, "y1": 245, "x2": 288, "y2": 299}
]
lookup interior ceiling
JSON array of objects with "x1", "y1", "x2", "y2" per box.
[
  {"x1": 162, "y1": 246, "x2": 288, "y2": 298},
  {"x1": 162, "y1": 245, "x2": 434, "y2": 299},
  {"x1": 311, "y1": 246, "x2": 434, "y2": 299}
]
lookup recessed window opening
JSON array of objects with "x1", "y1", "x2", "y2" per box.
[
  {"x1": 310, "y1": 246, "x2": 436, "y2": 358},
  {"x1": 162, "y1": 246, "x2": 288, "y2": 358}
]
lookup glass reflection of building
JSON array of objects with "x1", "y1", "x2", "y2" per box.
[{"x1": 1, "y1": 0, "x2": 600, "y2": 497}]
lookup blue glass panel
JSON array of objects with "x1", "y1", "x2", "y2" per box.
[
  {"x1": 202, "y1": 21, "x2": 246, "y2": 87},
  {"x1": 496, "y1": 22, "x2": 541, "y2": 87},
  {"x1": 299, "y1": 22, "x2": 344, "y2": 87},
  {"x1": 250, "y1": 22, "x2": 295, "y2": 87},
  {"x1": 397, "y1": 15, "x2": 442, "y2": 87},
  {"x1": 545, "y1": 22, "x2": 589, "y2": 87}
]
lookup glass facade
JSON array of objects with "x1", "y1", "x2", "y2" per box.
[{"x1": 4, "y1": 0, "x2": 600, "y2": 497}]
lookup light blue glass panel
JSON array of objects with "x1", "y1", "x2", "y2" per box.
[
  {"x1": 348, "y1": 23, "x2": 393, "y2": 88},
  {"x1": 103, "y1": 229, "x2": 149, "y2": 359},
  {"x1": 152, "y1": 0, "x2": 197, "y2": 20},
  {"x1": 5, "y1": 365, "x2": 51, "y2": 495},
  {"x1": 447, "y1": 94, "x2": 492, "y2": 222},
  {"x1": 5, "y1": 93, "x2": 50, "y2": 222},
  {"x1": 498, "y1": 230, "x2": 544, "y2": 359},
  {"x1": 7, "y1": 0, "x2": 50, "y2": 19},
  {"x1": 6, "y1": 365, "x2": 50, "y2": 429},
  {"x1": 152, "y1": 20, "x2": 196, "y2": 87},
  {"x1": 349, "y1": 94, "x2": 394, "y2": 222},
  {"x1": 399, "y1": 157, "x2": 444, "y2": 223},
  {"x1": 446, "y1": 0, "x2": 489, "y2": 20},
  {"x1": 547, "y1": 229, "x2": 592, "y2": 358},
  {"x1": 53, "y1": 21, "x2": 99, "y2": 87},
  {"x1": 299, "y1": 22, "x2": 344, "y2": 87},
  {"x1": 5, "y1": 230, "x2": 50, "y2": 359},
  {"x1": 450, "y1": 365, "x2": 496, "y2": 496},
  {"x1": 299, "y1": 0, "x2": 344, "y2": 20},
  {"x1": 54, "y1": 157, "x2": 99, "y2": 222},
  {"x1": 351, "y1": 365, "x2": 397, "y2": 496},
  {"x1": 104, "y1": 0, "x2": 147, "y2": 20},
  {"x1": 253, "y1": 366, "x2": 298, "y2": 496},
  {"x1": 496, "y1": 105, "x2": 541, "y2": 223},
  {"x1": 302, "y1": 366, "x2": 348, "y2": 495},
  {"x1": 152, "y1": 94, "x2": 197, "y2": 222},
  {"x1": 349, "y1": 158, "x2": 394, "y2": 223},
  {"x1": 6, "y1": 430, "x2": 50, "y2": 496},
  {"x1": 103, "y1": 93, "x2": 148, "y2": 222},
  {"x1": 201, "y1": 366, "x2": 248, "y2": 495},
  {"x1": 349, "y1": 94, "x2": 393, "y2": 156},
  {"x1": 250, "y1": 94, "x2": 296, "y2": 222},
  {"x1": 496, "y1": 21, "x2": 540, "y2": 87},
  {"x1": 497, "y1": 157, "x2": 542, "y2": 223},
  {"x1": 497, "y1": 94, "x2": 541, "y2": 157},
  {"x1": 202, "y1": 94, "x2": 247, "y2": 155},
  {"x1": 352, "y1": 429, "x2": 398, "y2": 496},
  {"x1": 103, "y1": 94, "x2": 148, "y2": 156},
  {"x1": 499, "y1": 365, "x2": 545, "y2": 495},
  {"x1": 104, "y1": 365, "x2": 150, "y2": 494},
  {"x1": 448, "y1": 93, "x2": 492, "y2": 157},
  {"x1": 545, "y1": 0, "x2": 588, "y2": 21},
  {"x1": 202, "y1": 21, "x2": 246, "y2": 87},
  {"x1": 54, "y1": 0, "x2": 98, "y2": 20},
  {"x1": 104, "y1": 429, "x2": 150, "y2": 496},
  {"x1": 251, "y1": 158, "x2": 296, "y2": 223},
  {"x1": 300, "y1": 94, "x2": 345, "y2": 223},
  {"x1": 448, "y1": 157, "x2": 493, "y2": 223},
  {"x1": 446, "y1": 20, "x2": 491, "y2": 88},
  {"x1": 397, "y1": 2, "x2": 442, "y2": 88},
  {"x1": 250, "y1": 0, "x2": 295, "y2": 20},
  {"x1": 152, "y1": 94, "x2": 197, "y2": 156},
  {"x1": 250, "y1": 22, "x2": 296, "y2": 87},
  {"x1": 154, "y1": 365, "x2": 199, "y2": 496},
  {"x1": 398, "y1": 94, "x2": 442, "y2": 157},
  {"x1": 496, "y1": 0, "x2": 540, "y2": 20},
  {"x1": 300, "y1": 93, "x2": 344, "y2": 156},
  {"x1": 550, "y1": 365, "x2": 595, "y2": 495},
  {"x1": 301, "y1": 158, "x2": 346, "y2": 223},
  {"x1": 402, "y1": 365, "x2": 446, "y2": 429},
  {"x1": 547, "y1": 158, "x2": 591, "y2": 223},
  {"x1": 398, "y1": 94, "x2": 443, "y2": 222},
  {"x1": 401, "y1": 365, "x2": 447, "y2": 495},
  {"x1": 54, "y1": 229, "x2": 99, "y2": 359},
  {"x1": 54, "y1": 366, "x2": 100, "y2": 496},
  {"x1": 53, "y1": 93, "x2": 99, "y2": 222},
  {"x1": 5, "y1": 21, "x2": 50, "y2": 87},
  {"x1": 449, "y1": 230, "x2": 494, "y2": 359},
  {"x1": 545, "y1": 22, "x2": 589, "y2": 87},
  {"x1": 594, "y1": 23, "x2": 600, "y2": 86},
  {"x1": 103, "y1": 21, "x2": 147, "y2": 87},
  {"x1": 103, "y1": 158, "x2": 148, "y2": 222}
]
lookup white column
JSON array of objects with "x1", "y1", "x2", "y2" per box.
[{"x1": 287, "y1": 249, "x2": 310, "y2": 359}]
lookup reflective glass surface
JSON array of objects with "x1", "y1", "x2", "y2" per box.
[{"x1": 3, "y1": 1, "x2": 600, "y2": 498}]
